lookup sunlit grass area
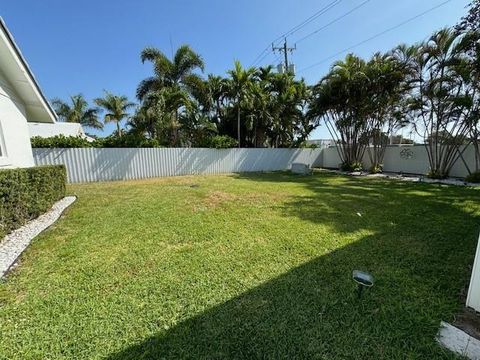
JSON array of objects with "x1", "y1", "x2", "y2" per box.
[{"x1": 0, "y1": 171, "x2": 479, "y2": 359}]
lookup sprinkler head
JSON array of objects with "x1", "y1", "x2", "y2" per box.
[{"x1": 353, "y1": 270, "x2": 374, "y2": 298}]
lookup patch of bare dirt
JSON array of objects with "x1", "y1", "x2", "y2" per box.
[
  {"x1": 453, "y1": 307, "x2": 480, "y2": 340},
  {"x1": 204, "y1": 191, "x2": 238, "y2": 208},
  {"x1": 190, "y1": 190, "x2": 290, "y2": 212}
]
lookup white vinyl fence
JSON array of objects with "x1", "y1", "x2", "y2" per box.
[
  {"x1": 33, "y1": 148, "x2": 324, "y2": 183},
  {"x1": 33, "y1": 144, "x2": 477, "y2": 183}
]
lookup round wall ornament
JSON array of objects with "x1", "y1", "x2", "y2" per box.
[{"x1": 400, "y1": 148, "x2": 414, "y2": 160}]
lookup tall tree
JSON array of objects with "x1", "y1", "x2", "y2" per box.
[
  {"x1": 308, "y1": 54, "x2": 371, "y2": 170},
  {"x1": 51, "y1": 94, "x2": 103, "y2": 129},
  {"x1": 137, "y1": 45, "x2": 204, "y2": 145},
  {"x1": 227, "y1": 61, "x2": 256, "y2": 147},
  {"x1": 399, "y1": 29, "x2": 474, "y2": 178},
  {"x1": 94, "y1": 91, "x2": 135, "y2": 137},
  {"x1": 456, "y1": 0, "x2": 480, "y2": 31},
  {"x1": 363, "y1": 52, "x2": 407, "y2": 172}
]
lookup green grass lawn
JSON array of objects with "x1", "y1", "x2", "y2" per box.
[{"x1": 0, "y1": 171, "x2": 479, "y2": 359}]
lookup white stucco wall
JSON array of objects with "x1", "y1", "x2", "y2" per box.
[
  {"x1": 0, "y1": 69, "x2": 34, "y2": 168},
  {"x1": 28, "y1": 122, "x2": 90, "y2": 140},
  {"x1": 322, "y1": 144, "x2": 475, "y2": 178}
]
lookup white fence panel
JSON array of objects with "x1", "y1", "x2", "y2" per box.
[{"x1": 33, "y1": 148, "x2": 324, "y2": 183}]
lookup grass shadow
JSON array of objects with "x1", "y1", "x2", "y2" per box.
[{"x1": 105, "y1": 172, "x2": 479, "y2": 359}]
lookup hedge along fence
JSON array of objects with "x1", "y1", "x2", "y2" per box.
[{"x1": 0, "y1": 165, "x2": 66, "y2": 239}]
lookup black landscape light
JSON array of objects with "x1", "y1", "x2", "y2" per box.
[{"x1": 353, "y1": 270, "x2": 374, "y2": 298}]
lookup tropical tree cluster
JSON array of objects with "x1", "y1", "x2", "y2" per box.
[
  {"x1": 52, "y1": 48, "x2": 314, "y2": 148},
  {"x1": 308, "y1": 52, "x2": 407, "y2": 172},
  {"x1": 130, "y1": 46, "x2": 313, "y2": 148},
  {"x1": 49, "y1": 2, "x2": 480, "y2": 178},
  {"x1": 52, "y1": 92, "x2": 135, "y2": 137},
  {"x1": 309, "y1": 25, "x2": 480, "y2": 178}
]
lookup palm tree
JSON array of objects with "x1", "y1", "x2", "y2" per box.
[
  {"x1": 94, "y1": 91, "x2": 135, "y2": 137},
  {"x1": 308, "y1": 54, "x2": 370, "y2": 168},
  {"x1": 137, "y1": 45, "x2": 204, "y2": 100},
  {"x1": 227, "y1": 61, "x2": 256, "y2": 147},
  {"x1": 206, "y1": 75, "x2": 229, "y2": 124},
  {"x1": 51, "y1": 94, "x2": 103, "y2": 129},
  {"x1": 137, "y1": 45, "x2": 204, "y2": 145},
  {"x1": 403, "y1": 29, "x2": 472, "y2": 177}
]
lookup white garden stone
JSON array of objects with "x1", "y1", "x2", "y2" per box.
[{"x1": 0, "y1": 196, "x2": 76, "y2": 278}]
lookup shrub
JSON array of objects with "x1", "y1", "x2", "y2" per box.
[
  {"x1": 95, "y1": 134, "x2": 161, "y2": 148},
  {"x1": 298, "y1": 142, "x2": 318, "y2": 149},
  {"x1": 0, "y1": 165, "x2": 66, "y2": 239},
  {"x1": 203, "y1": 135, "x2": 238, "y2": 149},
  {"x1": 31, "y1": 135, "x2": 92, "y2": 148},
  {"x1": 466, "y1": 171, "x2": 480, "y2": 183},
  {"x1": 427, "y1": 170, "x2": 448, "y2": 179},
  {"x1": 369, "y1": 164, "x2": 383, "y2": 174},
  {"x1": 30, "y1": 134, "x2": 162, "y2": 148},
  {"x1": 340, "y1": 161, "x2": 363, "y2": 172}
]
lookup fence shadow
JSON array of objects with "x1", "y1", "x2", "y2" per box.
[
  {"x1": 105, "y1": 172, "x2": 479, "y2": 359},
  {"x1": 34, "y1": 148, "x2": 324, "y2": 183}
]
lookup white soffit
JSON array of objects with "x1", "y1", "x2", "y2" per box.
[{"x1": 0, "y1": 17, "x2": 56, "y2": 123}]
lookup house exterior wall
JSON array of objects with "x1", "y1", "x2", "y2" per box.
[
  {"x1": 467, "y1": 233, "x2": 480, "y2": 312},
  {"x1": 28, "y1": 122, "x2": 87, "y2": 139},
  {"x1": 0, "y1": 69, "x2": 34, "y2": 168}
]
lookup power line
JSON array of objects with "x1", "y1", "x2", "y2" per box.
[
  {"x1": 295, "y1": 0, "x2": 372, "y2": 45},
  {"x1": 273, "y1": 52, "x2": 283, "y2": 64},
  {"x1": 298, "y1": 0, "x2": 454, "y2": 74},
  {"x1": 277, "y1": 0, "x2": 342, "y2": 41},
  {"x1": 250, "y1": 0, "x2": 342, "y2": 67}
]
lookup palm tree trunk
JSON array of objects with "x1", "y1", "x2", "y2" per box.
[
  {"x1": 174, "y1": 110, "x2": 179, "y2": 147},
  {"x1": 237, "y1": 106, "x2": 241, "y2": 148},
  {"x1": 117, "y1": 122, "x2": 121, "y2": 137}
]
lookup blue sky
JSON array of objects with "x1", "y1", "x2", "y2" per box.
[{"x1": 2, "y1": 0, "x2": 470, "y2": 139}]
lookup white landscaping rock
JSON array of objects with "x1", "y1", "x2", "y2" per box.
[
  {"x1": 319, "y1": 169, "x2": 480, "y2": 187},
  {"x1": 0, "y1": 196, "x2": 76, "y2": 278}
]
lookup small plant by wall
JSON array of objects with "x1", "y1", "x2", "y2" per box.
[
  {"x1": 0, "y1": 165, "x2": 66, "y2": 238},
  {"x1": 466, "y1": 171, "x2": 480, "y2": 183}
]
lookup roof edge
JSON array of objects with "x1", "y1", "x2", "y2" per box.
[{"x1": 0, "y1": 17, "x2": 57, "y2": 122}]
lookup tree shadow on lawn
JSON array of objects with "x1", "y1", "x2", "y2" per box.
[{"x1": 106, "y1": 172, "x2": 479, "y2": 359}]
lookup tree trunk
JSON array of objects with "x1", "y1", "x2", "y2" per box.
[{"x1": 237, "y1": 106, "x2": 241, "y2": 148}]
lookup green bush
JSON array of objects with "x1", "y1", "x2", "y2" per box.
[
  {"x1": 0, "y1": 165, "x2": 66, "y2": 239},
  {"x1": 340, "y1": 161, "x2": 363, "y2": 172},
  {"x1": 95, "y1": 134, "x2": 161, "y2": 148},
  {"x1": 466, "y1": 171, "x2": 480, "y2": 183},
  {"x1": 204, "y1": 135, "x2": 238, "y2": 149},
  {"x1": 369, "y1": 164, "x2": 383, "y2": 174},
  {"x1": 30, "y1": 134, "x2": 162, "y2": 148},
  {"x1": 31, "y1": 135, "x2": 92, "y2": 148},
  {"x1": 194, "y1": 135, "x2": 238, "y2": 149},
  {"x1": 427, "y1": 170, "x2": 448, "y2": 179}
]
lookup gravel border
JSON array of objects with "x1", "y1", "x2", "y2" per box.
[
  {"x1": 319, "y1": 169, "x2": 480, "y2": 187},
  {"x1": 0, "y1": 196, "x2": 76, "y2": 278}
]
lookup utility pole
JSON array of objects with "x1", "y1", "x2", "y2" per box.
[{"x1": 272, "y1": 38, "x2": 296, "y2": 73}]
